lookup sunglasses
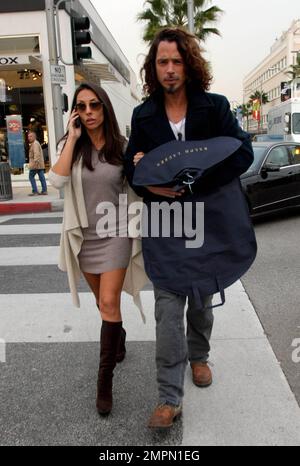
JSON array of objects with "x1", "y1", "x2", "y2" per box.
[{"x1": 75, "y1": 101, "x2": 103, "y2": 112}]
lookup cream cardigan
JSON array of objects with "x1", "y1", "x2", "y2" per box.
[{"x1": 48, "y1": 158, "x2": 149, "y2": 322}]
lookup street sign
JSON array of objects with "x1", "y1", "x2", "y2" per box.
[{"x1": 50, "y1": 64, "x2": 66, "y2": 84}]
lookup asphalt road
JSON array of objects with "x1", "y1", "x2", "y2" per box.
[{"x1": 241, "y1": 208, "x2": 300, "y2": 405}]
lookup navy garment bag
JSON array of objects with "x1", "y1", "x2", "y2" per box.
[{"x1": 133, "y1": 137, "x2": 257, "y2": 309}]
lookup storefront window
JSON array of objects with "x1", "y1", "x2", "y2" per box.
[
  {"x1": 0, "y1": 36, "x2": 40, "y2": 55},
  {"x1": 0, "y1": 36, "x2": 48, "y2": 173}
]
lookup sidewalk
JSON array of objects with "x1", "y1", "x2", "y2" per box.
[{"x1": 0, "y1": 179, "x2": 63, "y2": 215}]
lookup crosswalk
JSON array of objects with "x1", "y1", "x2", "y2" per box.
[
  {"x1": 0, "y1": 212, "x2": 168, "y2": 446},
  {"x1": 1, "y1": 212, "x2": 300, "y2": 446}
]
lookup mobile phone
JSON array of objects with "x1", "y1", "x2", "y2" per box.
[{"x1": 75, "y1": 117, "x2": 81, "y2": 128}]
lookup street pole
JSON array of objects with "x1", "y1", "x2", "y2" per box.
[
  {"x1": 260, "y1": 78, "x2": 263, "y2": 134},
  {"x1": 45, "y1": 0, "x2": 65, "y2": 198},
  {"x1": 187, "y1": 0, "x2": 194, "y2": 34},
  {"x1": 45, "y1": 0, "x2": 64, "y2": 143}
]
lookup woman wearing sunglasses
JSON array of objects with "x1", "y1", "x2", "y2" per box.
[{"x1": 48, "y1": 82, "x2": 132, "y2": 416}]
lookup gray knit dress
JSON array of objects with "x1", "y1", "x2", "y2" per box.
[{"x1": 78, "y1": 149, "x2": 131, "y2": 274}]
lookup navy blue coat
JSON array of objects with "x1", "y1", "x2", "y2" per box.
[{"x1": 124, "y1": 86, "x2": 256, "y2": 308}]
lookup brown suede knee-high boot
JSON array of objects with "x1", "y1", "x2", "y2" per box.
[
  {"x1": 96, "y1": 304, "x2": 126, "y2": 363},
  {"x1": 96, "y1": 321, "x2": 122, "y2": 415}
]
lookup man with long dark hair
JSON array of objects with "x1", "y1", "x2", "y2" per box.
[{"x1": 125, "y1": 28, "x2": 254, "y2": 428}]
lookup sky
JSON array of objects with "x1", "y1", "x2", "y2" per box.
[{"x1": 91, "y1": 0, "x2": 300, "y2": 104}]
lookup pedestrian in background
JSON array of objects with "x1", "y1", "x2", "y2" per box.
[
  {"x1": 49, "y1": 82, "x2": 132, "y2": 416},
  {"x1": 125, "y1": 27, "x2": 254, "y2": 429},
  {"x1": 28, "y1": 130, "x2": 48, "y2": 195}
]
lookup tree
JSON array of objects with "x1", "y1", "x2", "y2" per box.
[
  {"x1": 249, "y1": 91, "x2": 268, "y2": 133},
  {"x1": 285, "y1": 53, "x2": 300, "y2": 80},
  {"x1": 238, "y1": 103, "x2": 252, "y2": 132},
  {"x1": 137, "y1": 0, "x2": 223, "y2": 43},
  {"x1": 249, "y1": 90, "x2": 268, "y2": 105},
  {"x1": 285, "y1": 53, "x2": 300, "y2": 98}
]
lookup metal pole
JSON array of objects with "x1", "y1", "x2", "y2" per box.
[
  {"x1": 45, "y1": 0, "x2": 65, "y2": 199},
  {"x1": 260, "y1": 79, "x2": 263, "y2": 133},
  {"x1": 187, "y1": 0, "x2": 194, "y2": 34},
  {"x1": 56, "y1": 0, "x2": 74, "y2": 65},
  {"x1": 45, "y1": 0, "x2": 64, "y2": 143}
]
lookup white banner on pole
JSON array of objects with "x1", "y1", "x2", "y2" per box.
[{"x1": 0, "y1": 78, "x2": 6, "y2": 102}]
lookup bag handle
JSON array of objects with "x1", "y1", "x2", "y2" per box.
[{"x1": 192, "y1": 276, "x2": 225, "y2": 310}]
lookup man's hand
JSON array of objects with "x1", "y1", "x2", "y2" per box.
[
  {"x1": 133, "y1": 152, "x2": 145, "y2": 165},
  {"x1": 146, "y1": 186, "x2": 184, "y2": 198},
  {"x1": 133, "y1": 151, "x2": 185, "y2": 197}
]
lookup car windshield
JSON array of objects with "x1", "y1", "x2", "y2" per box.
[{"x1": 245, "y1": 146, "x2": 266, "y2": 172}]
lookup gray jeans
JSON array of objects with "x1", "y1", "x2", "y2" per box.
[{"x1": 154, "y1": 286, "x2": 214, "y2": 406}]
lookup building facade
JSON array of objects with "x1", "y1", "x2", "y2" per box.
[
  {"x1": 0, "y1": 0, "x2": 141, "y2": 171},
  {"x1": 243, "y1": 19, "x2": 300, "y2": 134}
]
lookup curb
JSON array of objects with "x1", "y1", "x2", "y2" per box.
[
  {"x1": 0, "y1": 202, "x2": 61, "y2": 215},
  {"x1": 51, "y1": 200, "x2": 64, "y2": 212}
]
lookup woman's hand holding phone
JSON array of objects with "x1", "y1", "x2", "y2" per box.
[
  {"x1": 74, "y1": 117, "x2": 81, "y2": 128},
  {"x1": 68, "y1": 109, "x2": 82, "y2": 140}
]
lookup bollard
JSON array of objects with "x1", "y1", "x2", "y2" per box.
[{"x1": 0, "y1": 162, "x2": 13, "y2": 201}]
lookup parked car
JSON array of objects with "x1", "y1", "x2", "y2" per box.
[
  {"x1": 252, "y1": 134, "x2": 284, "y2": 142},
  {"x1": 240, "y1": 141, "x2": 300, "y2": 215}
]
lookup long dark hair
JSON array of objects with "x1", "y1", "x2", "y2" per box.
[
  {"x1": 141, "y1": 27, "x2": 212, "y2": 96},
  {"x1": 61, "y1": 82, "x2": 125, "y2": 170}
]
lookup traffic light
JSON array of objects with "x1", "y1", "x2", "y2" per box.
[
  {"x1": 62, "y1": 93, "x2": 68, "y2": 113},
  {"x1": 71, "y1": 16, "x2": 92, "y2": 64}
]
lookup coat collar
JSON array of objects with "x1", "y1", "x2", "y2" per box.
[
  {"x1": 136, "y1": 86, "x2": 215, "y2": 118},
  {"x1": 135, "y1": 86, "x2": 215, "y2": 145}
]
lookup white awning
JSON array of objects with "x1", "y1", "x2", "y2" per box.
[
  {"x1": 78, "y1": 60, "x2": 120, "y2": 84},
  {"x1": 29, "y1": 54, "x2": 43, "y2": 69}
]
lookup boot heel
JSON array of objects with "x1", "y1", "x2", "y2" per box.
[{"x1": 97, "y1": 390, "x2": 113, "y2": 415}]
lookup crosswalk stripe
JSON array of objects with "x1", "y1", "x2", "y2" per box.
[
  {"x1": 0, "y1": 212, "x2": 63, "y2": 224},
  {"x1": 0, "y1": 224, "x2": 61, "y2": 235},
  {"x1": 0, "y1": 292, "x2": 156, "y2": 343},
  {"x1": 0, "y1": 247, "x2": 59, "y2": 266},
  {"x1": 0, "y1": 284, "x2": 262, "y2": 343}
]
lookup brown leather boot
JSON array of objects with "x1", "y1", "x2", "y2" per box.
[
  {"x1": 148, "y1": 404, "x2": 182, "y2": 429},
  {"x1": 96, "y1": 321, "x2": 122, "y2": 415},
  {"x1": 191, "y1": 362, "x2": 212, "y2": 387}
]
